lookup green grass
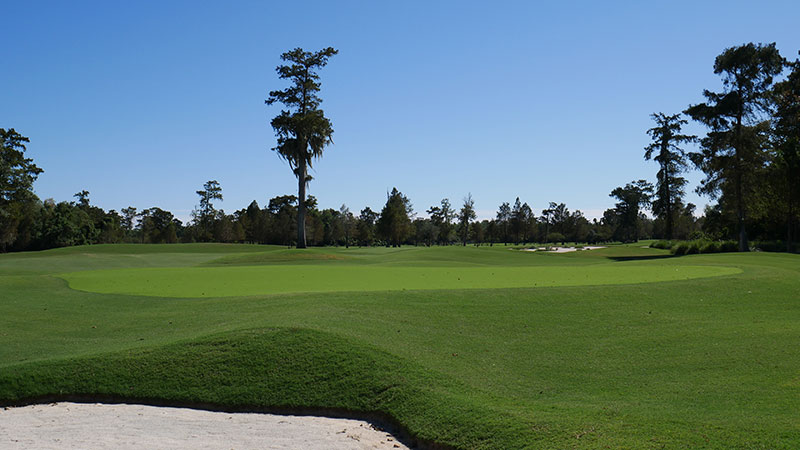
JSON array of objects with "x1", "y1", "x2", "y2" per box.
[
  {"x1": 1, "y1": 243, "x2": 799, "y2": 449},
  {"x1": 61, "y1": 264, "x2": 741, "y2": 298}
]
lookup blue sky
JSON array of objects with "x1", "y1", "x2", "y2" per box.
[{"x1": 2, "y1": 1, "x2": 798, "y2": 223}]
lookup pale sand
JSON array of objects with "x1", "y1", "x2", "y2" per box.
[
  {"x1": 0, "y1": 403, "x2": 411, "y2": 449},
  {"x1": 523, "y1": 246, "x2": 606, "y2": 253}
]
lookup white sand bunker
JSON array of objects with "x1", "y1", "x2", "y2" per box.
[
  {"x1": 523, "y1": 246, "x2": 606, "y2": 253},
  {"x1": 0, "y1": 402, "x2": 410, "y2": 449}
]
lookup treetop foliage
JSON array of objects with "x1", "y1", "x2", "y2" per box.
[
  {"x1": 0, "y1": 128, "x2": 42, "y2": 203},
  {"x1": 266, "y1": 47, "x2": 338, "y2": 174}
]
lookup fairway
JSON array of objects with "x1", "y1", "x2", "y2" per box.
[
  {"x1": 61, "y1": 263, "x2": 742, "y2": 297},
  {"x1": 2, "y1": 243, "x2": 799, "y2": 449}
]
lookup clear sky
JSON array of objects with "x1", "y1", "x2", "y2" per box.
[{"x1": 2, "y1": 0, "x2": 798, "y2": 223}]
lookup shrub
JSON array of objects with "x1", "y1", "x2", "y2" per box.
[
  {"x1": 752, "y1": 240, "x2": 800, "y2": 253},
  {"x1": 700, "y1": 241, "x2": 721, "y2": 254},
  {"x1": 671, "y1": 242, "x2": 689, "y2": 255},
  {"x1": 651, "y1": 240, "x2": 674, "y2": 250},
  {"x1": 670, "y1": 239, "x2": 739, "y2": 255}
]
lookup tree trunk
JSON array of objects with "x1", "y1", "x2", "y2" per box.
[
  {"x1": 661, "y1": 140, "x2": 673, "y2": 240},
  {"x1": 297, "y1": 161, "x2": 307, "y2": 249},
  {"x1": 734, "y1": 111, "x2": 748, "y2": 252},
  {"x1": 788, "y1": 171, "x2": 795, "y2": 253}
]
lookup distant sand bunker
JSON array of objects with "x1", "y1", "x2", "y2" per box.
[
  {"x1": 523, "y1": 246, "x2": 607, "y2": 253},
  {"x1": 0, "y1": 402, "x2": 409, "y2": 449}
]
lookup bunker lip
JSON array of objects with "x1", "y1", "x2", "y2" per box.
[
  {"x1": 56, "y1": 264, "x2": 743, "y2": 299},
  {"x1": 1, "y1": 397, "x2": 453, "y2": 450}
]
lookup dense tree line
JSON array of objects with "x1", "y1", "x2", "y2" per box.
[{"x1": 1, "y1": 43, "x2": 798, "y2": 253}]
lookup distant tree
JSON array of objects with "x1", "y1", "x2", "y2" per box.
[
  {"x1": 339, "y1": 204, "x2": 355, "y2": 248},
  {"x1": 540, "y1": 202, "x2": 556, "y2": 243},
  {"x1": 518, "y1": 202, "x2": 534, "y2": 242},
  {"x1": 304, "y1": 195, "x2": 324, "y2": 245},
  {"x1": 377, "y1": 187, "x2": 412, "y2": 247},
  {"x1": 549, "y1": 203, "x2": 569, "y2": 237},
  {"x1": 238, "y1": 200, "x2": 267, "y2": 243},
  {"x1": 685, "y1": 42, "x2": 785, "y2": 251},
  {"x1": 140, "y1": 207, "x2": 180, "y2": 243},
  {"x1": 471, "y1": 219, "x2": 486, "y2": 246},
  {"x1": 268, "y1": 194, "x2": 298, "y2": 247},
  {"x1": 510, "y1": 198, "x2": 524, "y2": 243},
  {"x1": 97, "y1": 209, "x2": 124, "y2": 244},
  {"x1": 569, "y1": 210, "x2": 591, "y2": 243},
  {"x1": 485, "y1": 219, "x2": 498, "y2": 246},
  {"x1": 427, "y1": 198, "x2": 455, "y2": 245},
  {"x1": 496, "y1": 202, "x2": 511, "y2": 245},
  {"x1": 772, "y1": 53, "x2": 800, "y2": 251},
  {"x1": 73, "y1": 190, "x2": 90, "y2": 208},
  {"x1": 610, "y1": 180, "x2": 654, "y2": 242},
  {"x1": 644, "y1": 112, "x2": 695, "y2": 240},
  {"x1": 193, "y1": 180, "x2": 222, "y2": 241},
  {"x1": 213, "y1": 214, "x2": 236, "y2": 243},
  {"x1": 458, "y1": 193, "x2": 476, "y2": 246},
  {"x1": 0, "y1": 129, "x2": 42, "y2": 251},
  {"x1": 413, "y1": 218, "x2": 437, "y2": 247},
  {"x1": 36, "y1": 201, "x2": 94, "y2": 248},
  {"x1": 356, "y1": 206, "x2": 378, "y2": 246},
  {"x1": 266, "y1": 47, "x2": 338, "y2": 249},
  {"x1": 320, "y1": 208, "x2": 343, "y2": 245},
  {"x1": 121, "y1": 206, "x2": 137, "y2": 236}
]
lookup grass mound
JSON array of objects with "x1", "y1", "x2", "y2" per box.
[{"x1": 0, "y1": 327, "x2": 531, "y2": 449}]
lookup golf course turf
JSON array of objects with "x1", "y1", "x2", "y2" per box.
[
  {"x1": 61, "y1": 264, "x2": 741, "y2": 298},
  {"x1": 1, "y1": 243, "x2": 798, "y2": 449}
]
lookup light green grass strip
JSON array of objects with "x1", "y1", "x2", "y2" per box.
[{"x1": 60, "y1": 264, "x2": 742, "y2": 298}]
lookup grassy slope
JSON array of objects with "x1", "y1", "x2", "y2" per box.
[{"x1": 1, "y1": 243, "x2": 799, "y2": 449}]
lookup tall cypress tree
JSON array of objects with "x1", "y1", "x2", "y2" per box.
[
  {"x1": 644, "y1": 113, "x2": 695, "y2": 240},
  {"x1": 266, "y1": 47, "x2": 338, "y2": 248}
]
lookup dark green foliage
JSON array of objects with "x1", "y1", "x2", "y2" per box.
[
  {"x1": 268, "y1": 195, "x2": 298, "y2": 247},
  {"x1": 686, "y1": 42, "x2": 786, "y2": 252},
  {"x1": 0, "y1": 129, "x2": 42, "y2": 252},
  {"x1": 650, "y1": 240, "x2": 674, "y2": 250},
  {"x1": 669, "y1": 239, "x2": 738, "y2": 255},
  {"x1": 495, "y1": 202, "x2": 511, "y2": 245},
  {"x1": 610, "y1": 180, "x2": 653, "y2": 242},
  {"x1": 193, "y1": 180, "x2": 223, "y2": 241},
  {"x1": 35, "y1": 200, "x2": 96, "y2": 248},
  {"x1": 376, "y1": 188, "x2": 412, "y2": 246},
  {"x1": 457, "y1": 193, "x2": 476, "y2": 246},
  {"x1": 427, "y1": 198, "x2": 455, "y2": 245},
  {"x1": 644, "y1": 113, "x2": 695, "y2": 239},
  {"x1": 0, "y1": 129, "x2": 41, "y2": 204},
  {"x1": 140, "y1": 207, "x2": 180, "y2": 244},
  {"x1": 771, "y1": 54, "x2": 800, "y2": 251},
  {"x1": 266, "y1": 47, "x2": 338, "y2": 248},
  {"x1": 752, "y1": 240, "x2": 800, "y2": 253},
  {"x1": 510, "y1": 198, "x2": 534, "y2": 243},
  {"x1": 356, "y1": 207, "x2": 378, "y2": 247}
]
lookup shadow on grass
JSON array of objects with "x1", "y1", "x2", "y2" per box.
[{"x1": 606, "y1": 254, "x2": 675, "y2": 262}]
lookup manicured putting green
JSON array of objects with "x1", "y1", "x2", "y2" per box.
[{"x1": 60, "y1": 264, "x2": 741, "y2": 298}]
